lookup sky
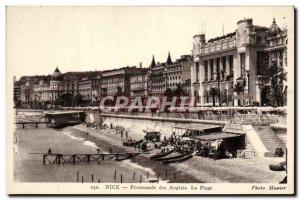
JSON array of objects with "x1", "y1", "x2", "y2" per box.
[{"x1": 6, "y1": 6, "x2": 293, "y2": 79}]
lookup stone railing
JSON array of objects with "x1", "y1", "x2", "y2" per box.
[{"x1": 101, "y1": 111, "x2": 286, "y2": 126}]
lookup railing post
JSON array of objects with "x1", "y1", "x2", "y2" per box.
[
  {"x1": 147, "y1": 171, "x2": 149, "y2": 179},
  {"x1": 57, "y1": 154, "x2": 61, "y2": 164}
]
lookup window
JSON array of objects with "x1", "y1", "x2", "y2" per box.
[
  {"x1": 204, "y1": 60, "x2": 208, "y2": 81},
  {"x1": 210, "y1": 60, "x2": 214, "y2": 81},
  {"x1": 256, "y1": 51, "x2": 266, "y2": 75},
  {"x1": 195, "y1": 62, "x2": 199, "y2": 82},
  {"x1": 229, "y1": 55, "x2": 233, "y2": 76},
  {"x1": 240, "y1": 53, "x2": 245, "y2": 76},
  {"x1": 256, "y1": 36, "x2": 261, "y2": 43}
]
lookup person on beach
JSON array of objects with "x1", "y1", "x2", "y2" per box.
[
  {"x1": 97, "y1": 147, "x2": 101, "y2": 154},
  {"x1": 48, "y1": 148, "x2": 52, "y2": 154},
  {"x1": 109, "y1": 148, "x2": 113, "y2": 153},
  {"x1": 125, "y1": 131, "x2": 128, "y2": 139}
]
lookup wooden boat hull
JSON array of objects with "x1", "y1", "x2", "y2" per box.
[
  {"x1": 163, "y1": 154, "x2": 193, "y2": 165},
  {"x1": 123, "y1": 140, "x2": 143, "y2": 147},
  {"x1": 150, "y1": 150, "x2": 174, "y2": 160},
  {"x1": 154, "y1": 153, "x2": 184, "y2": 162}
]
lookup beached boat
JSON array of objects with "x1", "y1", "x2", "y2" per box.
[
  {"x1": 150, "y1": 150, "x2": 174, "y2": 160},
  {"x1": 162, "y1": 154, "x2": 193, "y2": 165},
  {"x1": 122, "y1": 140, "x2": 143, "y2": 147},
  {"x1": 154, "y1": 153, "x2": 185, "y2": 162}
]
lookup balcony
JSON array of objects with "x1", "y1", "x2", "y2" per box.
[
  {"x1": 192, "y1": 82, "x2": 201, "y2": 92},
  {"x1": 131, "y1": 87, "x2": 146, "y2": 91}
]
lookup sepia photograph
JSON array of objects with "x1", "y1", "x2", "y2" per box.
[{"x1": 6, "y1": 6, "x2": 295, "y2": 195}]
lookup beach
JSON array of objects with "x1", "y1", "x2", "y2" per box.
[
  {"x1": 14, "y1": 126, "x2": 165, "y2": 183},
  {"x1": 14, "y1": 113, "x2": 286, "y2": 183},
  {"x1": 70, "y1": 122, "x2": 286, "y2": 183}
]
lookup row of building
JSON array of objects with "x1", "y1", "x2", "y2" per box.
[
  {"x1": 14, "y1": 53, "x2": 193, "y2": 108},
  {"x1": 14, "y1": 18, "x2": 288, "y2": 108}
]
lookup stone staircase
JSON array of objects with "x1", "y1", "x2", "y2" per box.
[{"x1": 253, "y1": 126, "x2": 286, "y2": 157}]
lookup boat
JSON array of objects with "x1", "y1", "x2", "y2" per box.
[
  {"x1": 154, "y1": 153, "x2": 185, "y2": 162},
  {"x1": 122, "y1": 140, "x2": 143, "y2": 147},
  {"x1": 162, "y1": 154, "x2": 193, "y2": 165},
  {"x1": 150, "y1": 150, "x2": 174, "y2": 160}
]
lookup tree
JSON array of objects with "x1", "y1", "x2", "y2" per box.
[
  {"x1": 164, "y1": 87, "x2": 173, "y2": 99},
  {"x1": 115, "y1": 86, "x2": 124, "y2": 97},
  {"x1": 114, "y1": 86, "x2": 126, "y2": 106},
  {"x1": 59, "y1": 93, "x2": 73, "y2": 107},
  {"x1": 173, "y1": 83, "x2": 185, "y2": 97},
  {"x1": 73, "y1": 93, "x2": 83, "y2": 106},
  {"x1": 210, "y1": 88, "x2": 219, "y2": 107},
  {"x1": 14, "y1": 99, "x2": 21, "y2": 108},
  {"x1": 263, "y1": 61, "x2": 287, "y2": 107},
  {"x1": 232, "y1": 81, "x2": 245, "y2": 94},
  {"x1": 232, "y1": 81, "x2": 245, "y2": 106},
  {"x1": 54, "y1": 97, "x2": 64, "y2": 107}
]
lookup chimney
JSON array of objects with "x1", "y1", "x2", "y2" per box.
[{"x1": 139, "y1": 62, "x2": 142, "y2": 68}]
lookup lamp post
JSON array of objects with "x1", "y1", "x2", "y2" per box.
[
  {"x1": 236, "y1": 70, "x2": 250, "y2": 124},
  {"x1": 213, "y1": 66, "x2": 224, "y2": 107},
  {"x1": 192, "y1": 82, "x2": 200, "y2": 107}
]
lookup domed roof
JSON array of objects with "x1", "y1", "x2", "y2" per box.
[
  {"x1": 53, "y1": 67, "x2": 62, "y2": 77},
  {"x1": 268, "y1": 18, "x2": 281, "y2": 36}
]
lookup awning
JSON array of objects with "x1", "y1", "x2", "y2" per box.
[
  {"x1": 192, "y1": 132, "x2": 244, "y2": 141},
  {"x1": 173, "y1": 124, "x2": 222, "y2": 131},
  {"x1": 45, "y1": 111, "x2": 85, "y2": 116}
]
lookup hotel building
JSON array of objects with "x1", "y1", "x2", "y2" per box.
[{"x1": 191, "y1": 18, "x2": 287, "y2": 106}]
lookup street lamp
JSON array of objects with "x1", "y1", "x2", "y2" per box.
[
  {"x1": 192, "y1": 82, "x2": 200, "y2": 106},
  {"x1": 213, "y1": 66, "x2": 225, "y2": 107},
  {"x1": 236, "y1": 70, "x2": 250, "y2": 124}
]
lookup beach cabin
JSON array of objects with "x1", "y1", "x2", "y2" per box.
[
  {"x1": 174, "y1": 123, "x2": 245, "y2": 159},
  {"x1": 173, "y1": 124, "x2": 223, "y2": 138},
  {"x1": 45, "y1": 111, "x2": 86, "y2": 128}
]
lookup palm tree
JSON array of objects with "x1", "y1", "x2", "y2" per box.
[
  {"x1": 164, "y1": 87, "x2": 173, "y2": 102},
  {"x1": 73, "y1": 93, "x2": 83, "y2": 106},
  {"x1": 233, "y1": 81, "x2": 245, "y2": 94},
  {"x1": 232, "y1": 81, "x2": 245, "y2": 106},
  {"x1": 263, "y1": 61, "x2": 287, "y2": 107},
  {"x1": 115, "y1": 86, "x2": 124, "y2": 97},
  {"x1": 173, "y1": 83, "x2": 185, "y2": 97}
]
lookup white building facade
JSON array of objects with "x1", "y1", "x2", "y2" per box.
[{"x1": 191, "y1": 18, "x2": 287, "y2": 107}]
